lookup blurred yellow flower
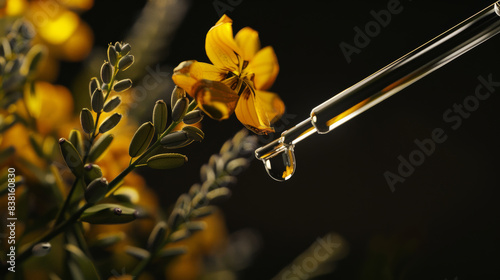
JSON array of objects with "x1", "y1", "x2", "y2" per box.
[{"x1": 173, "y1": 15, "x2": 284, "y2": 135}]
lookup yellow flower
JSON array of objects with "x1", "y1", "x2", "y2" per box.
[{"x1": 172, "y1": 15, "x2": 284, "y2": 134}]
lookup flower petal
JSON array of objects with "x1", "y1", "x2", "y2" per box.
[
  {"x1": 206, "y1": 15, "x2": 241, "y2": 71},
  {"x1": 246, "y1": 46, "x2": 279, "y2": 90},
  {"x1": 255, "y1": 90, "x2": 285, "y2": 124},
  {"x1": 235, "y1": 88, "x2": 275, "y2": 135},
  {"x1": 235, "y1": 27, "x2": 260, "y2": 61},
  {"x1": 192, "y1": 79, "x2": 239, "y2": 120},
  {"x1": 172, "y1": 60, "x2": 226, "y2": 96}
]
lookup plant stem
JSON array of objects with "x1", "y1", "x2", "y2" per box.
[
  {"x1": 53, "y1": 177, "x2": 81, "y2": 227},
  {"x1": 105, "y1": 117, "x2": 183, "y2": 196},
  {"x1": 17, "y1": 203, "x2": 92, "y2": 264}
]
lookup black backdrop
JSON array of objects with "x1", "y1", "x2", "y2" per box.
[{"x1": 75, "y1": 0, "x2": 500, "y2": 279}]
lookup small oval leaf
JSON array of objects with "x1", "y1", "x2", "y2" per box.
[
  {"x1": 91, "y1": 89, "x2": 104, "y2": 113},
  {"x1": 99, "y1": 113, "x2": 122, "y2": 133},
  {"x1": 100, "y1": 61, "x2": 113, "y2": 84},
  {"x1": 129, "y1": 122, "x2": 155, "y2": 157},
  {"x1": 146, "y1": 153, "x2": 187, "y2": 170},
  {"x1": 59, "y1": 138, "x2": 84, "y2": 177},
  {"x1": 153, "y1": 100, "x2": 168, "y2": 135},
  {"x1": 103, "y1": 96, "x2": 121, "y2": 112},
  {"x1": 80, "y1": 108, "x2": 95, "y2": 134},
  {"x1": 118, "y1": 54, "x2": 134, "y2": 71},
  {"x1": 88, "y1": 134, "x2": 114, "y2": 162},
  {"x1": 80, "y1": 203, "x2": 137, "y2": 224},
  {"x1": 113, "y1": 79, "x2": 132, "y2": 92}
]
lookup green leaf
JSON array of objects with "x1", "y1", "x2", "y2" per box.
[
  {"x1": 206, "y1": 187, "x2": 232, "y2": 203},
  {"x1": 99, "y1": 113, "x2": 122, "y2": 133},
  {"x1": 80, "y1": 108, "x2": 95, "y2": 134},
  {"x1": 118, "y1": 54, "x2": 134, "y2": 71},
  {"x1": 68, "y1": 129, "x2": 83, "y2": 155},
  {"x1": 89, "y1": 232, "x2": 125, "y2": 248},
  {"x1": 20, "y1": 44, "x2": 46, "y2": 76},
  {"x1": 190, "y1": 206, "x2": 215, "y2": 218},
  {"x1": 89, "y1": 78, "x2": 100, "y2": 99},
  {"x1": 119, "y1": 43, "x2": 131, "y2": 56},
  {"x1": 157, "y1": 247, "x2": 187, "y2": 259},
  {"x1": 185, "y1": 221, "x2": 206, "y2": 233},
  {"x1": 59, "y1": 138, "x2": 84, "y2": 177},
  {"x1": 171, "y1": 97, "x2": 189, "y2": 122},
  {"x1": 160, "y1": 131, "x2": 192, "y2": 149},
  {"x1": 107, "y1": 44, "x2": 117, "y2": 65},
  {"x1": 100, "y1": 61, "x2": 113, "y2": 84},
  {"x1": 84, "y1": 178, "x2": 108, "y2": 204},
  {"x1": 88, "y1": 134, "x2": 114, "y2": 162},
  {"x1": 182, "y1": 126, "x2": 204, "y2": 142},
  {"x1": 183, "y1": 110, "x2": 204, "y2": 125},
  {"x1": 129, "y1": 122, "x2": 154, "y2": 158},
  {"x1": 170, "y1": 86, "x2": 186, "y2": 109},
  {"x1": 103, "y1": 96, "x2": 121, "y2": 112},
  {"x1": 147, "y1": 221, "x2": 167, "y2": 251},
  {"x1": 66, "y1": 244, "x2": 100, "y2": 280},
  {"x1": 169, "y1": 228, "x2": 190, "y2": 243},
  {"x1": 146, "y1": 153, "x2": 187, "y2": 169},
  {"x1": 80, "y1": 203, "x2": 137, "y2": 224},
  {"x1": 125, "y1": 246, "x2": 150, "y2": 260},
  {"x1": 153, "y1": 100, "x2": 168, "y2": 135},
  {"x1": 91, "y1": 88, "x2": 104, "y2": 113},
  {"x1": 113, "y1": 79, "x2": 132, "y2": 92}
]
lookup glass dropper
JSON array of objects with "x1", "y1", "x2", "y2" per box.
[{"x1": 256, "y1": 2, "x2": 500, "y2": 182}]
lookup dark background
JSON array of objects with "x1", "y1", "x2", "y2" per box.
[{"x1": 76, "y1": 0, "x2": 500, "y2": 279}]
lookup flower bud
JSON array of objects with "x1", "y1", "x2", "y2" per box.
[{"x1": 83, "y1": 164, "x2": 103, "y2": 185}]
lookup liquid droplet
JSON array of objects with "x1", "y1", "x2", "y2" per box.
[{"x1": 262, "y1": 144, "x2": 296, "y2": 182}]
